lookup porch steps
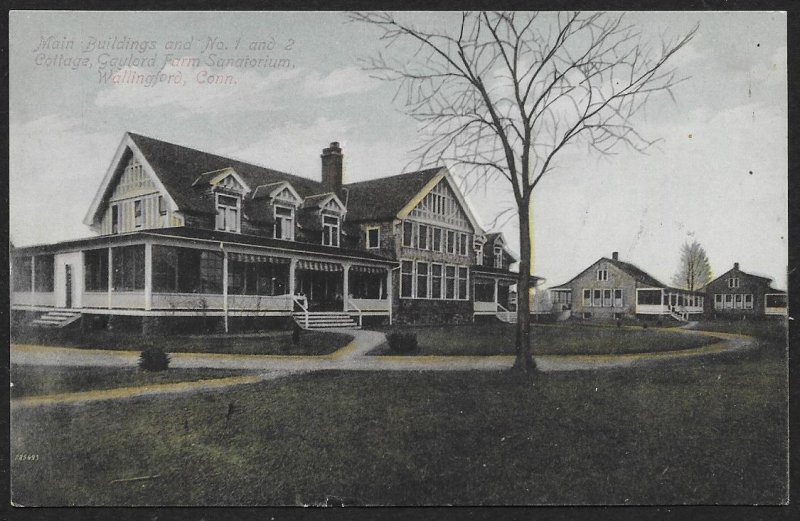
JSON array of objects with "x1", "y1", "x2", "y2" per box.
[
  {"x1": 30, "y1": 310, "x2": 82, "y2": 329},
  {"x1": 497, "y1": 311, "x2": 517, "y2": 324},
  {"x1": 293, "y1": 311, "x2": 360, "y2": 330},
  {"x1": 669, "y1": 310, "x2": 690, "y2": 322}
]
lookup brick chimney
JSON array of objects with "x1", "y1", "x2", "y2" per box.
[
  {"x1": 321, "y1": 142, "x2": 343, "y2": 194},
  {"x1": 734, "y1": 262, "x2": 739, "y2": 271},
  {"x1": 612, "y1": 251, "x2": 619, "y2": 261}
]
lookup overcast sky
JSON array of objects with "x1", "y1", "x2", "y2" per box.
[{"x1": 9, "y1": 11, "x2": 787, "y2": 290}]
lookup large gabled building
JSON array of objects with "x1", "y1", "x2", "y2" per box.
[
  {"x1": 11, "y1": 132, "x2": 541, "y2": 332},
  {"x1": 703, "y1": 262, "x2": 787, "y2": 318}
]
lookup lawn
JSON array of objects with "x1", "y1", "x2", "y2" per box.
[
  {"x1": 371, "y1": 322, "x2": 717, "y2": 356},
  {"x1": 10, "y1": 328, "x2": 353, "y2": 356},
  {"x1": 10, "y1": 364, "x2": 252, "y2": 399},
  {"x1": 10, "y1": 325, "x2": 787, "y2": 506}
]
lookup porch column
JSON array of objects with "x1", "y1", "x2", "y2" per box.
[
  {"x1": 660, "y1": 289, "x2": 664, "y2": 310},
  {"x1": 107, "y1": 248, "x2": 113, "y2": 309},
  {"x1": 30, "y1": 255, "x2": 35, "y2": 293},
  {"x1": 342, "y1": 263, "x2": 351, "y2": 311},
  {"x1": 289, "y1": 258, "x2": 297, "y2": 296},
  {"x1": 144, "y1": 243, "x2": 152, "y2": 311},
  {"x1": 386, "y1": 267, "x2": 393, "y2": 326},
  {"x1": 494, "y1": 278, "x2": 499, "y2": 305},
  {"x1": 222, "y1": 248, "x2": 229, "y2": 333}
]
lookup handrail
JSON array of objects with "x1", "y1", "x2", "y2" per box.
[
  {"x1": 346, "y1": 299, "x2": 363, "y2": 328},
  {"x1": 293, "y1": 295, "x2": 309, "y2": 329}
]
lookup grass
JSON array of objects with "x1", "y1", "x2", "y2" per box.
[
  {"x1": 10, "y1": 364, "x2": 252, "y2": 399},
  {"x1": 10, "y1": 328, "x2": 353, "y2": 356},
  {"x1": 371, "y1": 322, "x2": 717, "y2": 356},
  {"x1": 10, "y1": 320, "x2": 787, "y2": 505}
]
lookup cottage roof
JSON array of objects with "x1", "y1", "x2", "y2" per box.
[{"x1": 550, "y1": 256, "x2": 665, "y2": 290}]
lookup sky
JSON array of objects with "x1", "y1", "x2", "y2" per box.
[{"x1": 9, "y1": 11, "x2": 788, "y2": 290}]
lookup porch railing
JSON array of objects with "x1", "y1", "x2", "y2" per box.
[
  {"x1": 293, "y1": 295, "x2": 309, "y2": 329},
  {"x1": 346, "y1": 299, "x2": 363, "y2": 328}
]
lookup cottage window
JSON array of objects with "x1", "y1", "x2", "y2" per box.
[
  {"x1": 446, "y1": 230, "x2": 456, "y2": 254},
  {"x1": 400, "y1": 260, "x2": 414, "y2": 298},
  {"x1": 416, "y1": 261, "x2": 429, "y2": 298},
  {"x1": 111, "y1": 205, "x2": 120, "y2": 234},
  {"x1": 403, "y1": 221, "x2": 414, "y2": 248},
  {"x1": 431, "y1": 263, "x2": 443, "y2": 299},
  {"x1": 603, "y1": 289, "x2": 612, "y2": 307},
  {"x1": 728, "y1": 277, "x2": 740, "y2": 289},
  {"x1": 366, "y1": 227, "x2": 380, "y2": 249},
  {"x1": 765, "y1": 294, "x2": 787, "y2": 308},
  {"x1": 215, "y1": 194, "x2": 240, "y2": 233},
  {"x1": 593, "y1": 289, "x2": 602, "y2": 307},
  {"x1": 134, "y1": 199, "x2": 144, "y2": 228},
  {"x1": 459, "y1": 233, "x2": 468, "y2": 256},
  {"x1": 583, "y1": 289, "x2": 592, "y2": 306},
  {"x1": 322, "y1": 215, "x2": 340, "y2": 247},
  {"x1": 457, "y1": 267, "x2": 469, "y2": 300},
  {"x1": 724, "y1": 294, "x2": 733, "y2": 308},
  {"x1": 417, "y1": 224, "x2": 429, "y2": 250},
  {"x1": 494, "y1": 246, "x2": 503, "y2": 269},
  {"x1": 274, "y1": 205, "x2": 294, "y2": 240},
  {"x1": 734, "y1": 294, "x2": 743, "y2": 309},
  {"x1": 12, "y1": 256, "x2": 33, "y2": 292},
  {"x1": 34, "y1": 255, "x2": 55, "y2": 292},
  {"x1": 714, "y1": 294, "x2": 723, "y2": 309},
  {"x1": 614, "y1": 289, "x2": 623, "y2": 307},
  {"x1": 84, "y1": 249, "x2": 109, "y2": 291},
  {"x1": 597, "y1": 269, "x2": 608, "y2": 281},
  {"x1": 445, "y1": 265, "x2": 456, "y2": 299},
  {"x1": 744, "y1": 294, "x2": 753, "y2": 309},
  {"x1": 432, "y1": 227, "x2": 442, "y2": 252}
]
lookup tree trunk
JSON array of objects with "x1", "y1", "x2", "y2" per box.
[{"x1": 513, "y1": 199, "x2": 536, "y2": 373}]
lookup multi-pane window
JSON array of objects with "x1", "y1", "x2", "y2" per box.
[
  {"x1": 152, "y1": 246, "x2": 224, "y2": 294},
  {"x1": 416, "y1": 261, "x2": 429, "y2": 298},
  {"x1": 134, "y1": 199, "x2": 144, "y2": 228},
  {"x1": 603, "y1": 289, "x2": 612, "y2": 307},
  {"x1": 12, "y1": 256, "x2": 33, "y2": 292},
  {"x1": 431, "y1": 264, "x2": 443, "y2": 299},
  {"x1": 714, "y1": 294, "x2": 723, "y2": 309},
  {"x1": 400, "y1": 260, "x2": 414, "y2": 298},
  {"x1": 432, "y1": 228, "x2": 442, "y2": 252},
  {"x1": 445, "y1": 266, "x2": 456, "y2": 299},
  {"x1": 583, "y1": 289, "x2": 592, "y2": 306},
  {"x1": 366, "y1": 227, "x2": 380, "y2": 249},
  {"x1": 112, "y1": 245, "x2": 146, "y2": 291},
  {"x1": 727, "y1": 277, "x2": 740, "y2": 288},
  {"x1": 274, "y1": 205, "x2": 294, "y2": 240},
  {"x1": 417, "y1": 224, "x2": 429, "y2": 250},
  {"x1": 734, "y1": 294, "x2": 743, "y2": 309},
  {"x1": 458, "y1": 233, "x2": 468, "y2": 256},
  {"x1": 597, "y1": 269, "x2": 608, "y2": 281},
  {"x1": 403, "y1": 221, "x2": 414, "y2": 247},
  {"x1": 111, "y1": 205, "x2": 120, "y2": 234},
  {"x1": 215, "y1": 194, "x2": 240, "y2": 232},
  {"x1": 614, "y1": 289, "x2": 623, "y2": 307},
  {"x1": 34, "y1": 255, "x2": 55, "y2": 292},
  {"x1": 724, "y1": 294, "x2": 733, "y2": 308},
  {"x1": 457, "y1": 267, "x2": 468, "y2": 299},
  {"x1": 322, "y1": 215, "x2": 340, "y2": 247},
  {"x1": 158, "y1": 195, "x2": 167, "y2": 216},
  {"x1": 744, "y1": 294, "x2": 753, "y2": 309},
  {"x1": 593, "y1": 289, "x2": 602, "y2": 307},
  {"x1": 446, "y1": 230, "x2": 456, "y2": 254},
  {"x1": 84, "y1": 249, "x2": 109, "y2": 291},
  {"x1": 494, "y1": 246, "x2": 503, "y2": 268}
]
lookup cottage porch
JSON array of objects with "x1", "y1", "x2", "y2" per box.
[{"x1": 635, "y1": 287, "x2": 705, "y2": 320}]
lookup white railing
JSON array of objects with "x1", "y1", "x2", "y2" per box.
[
  {"x1": 12, "y1": 291, "x2": 56, "y2": 307},
  {"x1": 82, "y1": 291, "x2": 108, "y2": 308},
  {"x1": 152, "y1": 293, "x2": 224, "y2": 310},
  {"x1": 293, "y1": 295, "x2": 309, "y2": 329},
  {"x1": 496, "y1": 303, "x2": 517, "y2": 323},
  {"x1": 348, "y1": 298, "x2": 390, "y2": 312},
  {"x1": 473, "y1": 301, "x2": 497, "y2": 313},
  {"x1": 346, "y1": 299, "x2": 363, "y2": 328},
  {"x1": 227, "y1": 294, "x2": 293, "y2": 311}
]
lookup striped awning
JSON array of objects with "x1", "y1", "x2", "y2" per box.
[
  {"x1": 228, "y1": 252, "x2": 290, "y2": 264},
  {"x1": 351, "y1": 265, "x2": 386, "y2": 274},
  {"x1": 296, "y1": 260, "x2": 343, "y2": 272}
]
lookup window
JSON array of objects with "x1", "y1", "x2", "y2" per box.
[
  {"x1": 431, "y1": 263, "x2": 443, "y2": 299},
  {"x1": 476, "y1": 279, "x2": 495, "y2": 302},
  {"x1": 112, "y1": 245, "x2": 146, "y2": 291},
  {"x1": 734, "y1": 294, "x2": 743, "y2": 309},
  {"x1": 445, "y1": 266, "x2": 456, "y2": 299},
  {"x1": 322, "y1": 215, "x2": 340, "y2": 247},
  {"x1": 366, "y1": 227, "x2": 380, "y2": 249},
  {"x1": 152, "y1": 246, "x2": 224, "y2": 294},
  {"x1": 614, "y1": 289, "x2": 623, "y2": 307},
  {"x1": 349, "y1": 271, "x2": 386, "y2": 299},
  {"x1": 417, "y1": 224, "x2": 429, "y2": 250},
  {"x1": 583, "y1": 289, "x2": 592, "y2": 306},
  {"x1": 227, "y1": 259, "x2": 290, "y2": 296},
  {"x1": 34, "y1": 255, "x2": 54, "y2": 292},
  {"x1": 744, "y1": 294, "x2": 753, "y2": 309},
  {"x1": 84, "y1": 249, "x2": 109, "y2": 291},
  {"x1": 593, "y1": 289, "x2": 602, "y2": 307},
  {"x1": 603, "y1": 289, "x2": 612, "y2": 307},
  {"x1": 215, "y1": 194, "x2": 240, "y2": 232},
  {"x1": 728, "y1": 277, "x2": 740, "y2": 289},
  {"x1": 403, "y1": 221, "x2": 414, "y2": 247},
  {"x1": 724, "y1": 294, "x2": 733, "y2": 309},
  {"x1": 274, "y1": 205, "x2": 294, "y2": 240},
  {"x1": 416, "y1": 261, "x2": 429, "y2": 298},
  {"x1": 111, "y1": 205, "x2": 120, "y2": 234},
  {"x1": 446, "y1": 230, "x2": 456, "y2": 254},
  {"x1": 597, "y1": 269, "x2": 608, "y2": 281},
  {"x1": 494, "y1": 247, "x2": 503, "y2": 269},
  {"x1": 432, "y1": 227, "x2": 442, "y2": 252},
  {"x1": 457, "y1": 267, "x2": 468, "y2": 300},
  {"x1": 134, "y1": 199, "x2": 144, "y2": 228},
  {"x1": 12, "y1": 256, "x2": 33, "y2": 292},
  {"x1": 400, "y1": 260, "x2": 414, "y2": 298},
  {"x1": 765, "y1": 294, "x2": 787, "y2": 308},
  {"x1": 158, "y1": 195, "x2": 167, "y2": 216},
  {"x1": 714, "y1": 294, "x2": 723, "y2": 309},
  {"x1": 459, "y1": 233, "x2": 468, "y2": 256}
]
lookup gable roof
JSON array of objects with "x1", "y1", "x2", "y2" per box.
[
  {"x1": 343, "y1": 167, "x2": 444, "y2": 222},
  {"x1": 550, "y1": 256, "x2": 665, "y2": 289}
]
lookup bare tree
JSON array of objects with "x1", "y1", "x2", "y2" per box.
[
  {"x1": 672, "y1": 240, "x2": 712, "y2": 292},
  {"x1": 350, "y1": 11, "x2": 697, "y2": 373}
]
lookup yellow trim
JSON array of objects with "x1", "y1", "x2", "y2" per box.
[{"x1": 396, "y1": 172, "x2": 446, "y2": 219}]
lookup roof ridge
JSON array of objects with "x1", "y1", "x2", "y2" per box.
[{"x1": 342, "y1": 166, "x2": 444, "y2": 187}]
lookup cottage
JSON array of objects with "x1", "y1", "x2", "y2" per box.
[
  {"x1": 11, "y1": 132, "x2": 540, "y2": 332},
  {"x1": 548, "y1": 252, "x2": 704, "y2": 321},
  {"x1": 703, "y1": 262, "x2": 787, "y2": 318}
]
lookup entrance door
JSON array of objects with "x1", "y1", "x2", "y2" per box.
[{"x1": 64, "y1": 264, "x2": 73, "y2": 308}]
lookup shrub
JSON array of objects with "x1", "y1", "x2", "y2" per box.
[
  {"x1": 642, "y1": 322, "x2": 649, "y2": 329},
  {"x1": 386, "y1": 331, "x2": 418, "y2": 354},
  {"x1": 139, "y1": 347, "x2": 170, "y2": 372}
]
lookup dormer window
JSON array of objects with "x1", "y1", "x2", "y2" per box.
[
  {"x1": 215, "y1": 193, "x2": 240, "y2": 233},
  {"x1": 274, "y1": 205, "x2": 295, "y2": 240},
  {"x1": 494, "y1": 246, "x2": 503, "y2": 268},
  {"x1": 322, "y1": 215, "x2": 340, "y2": 247}
]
